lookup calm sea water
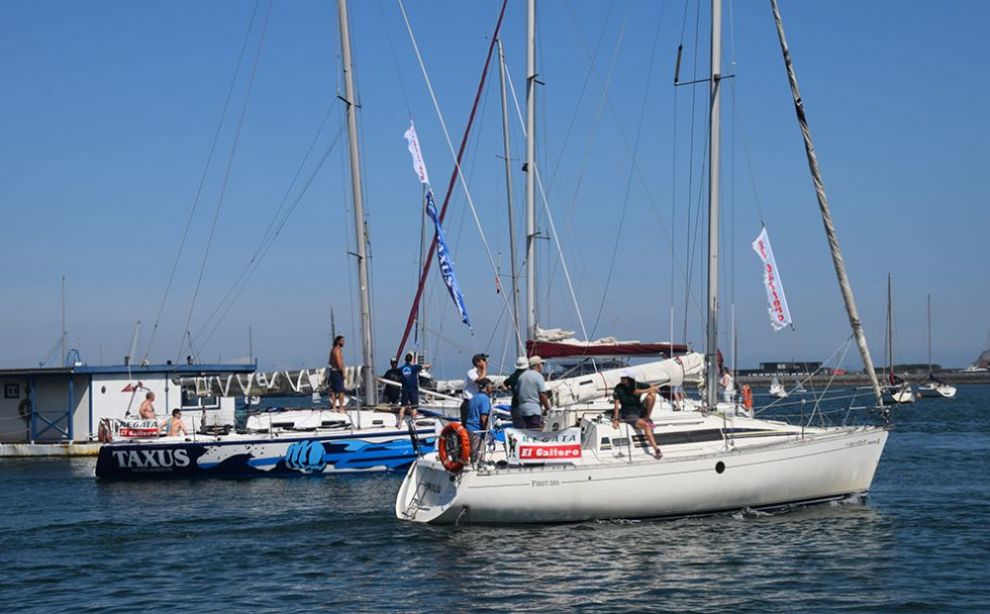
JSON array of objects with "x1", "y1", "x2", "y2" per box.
[{"x1": 1, "y1": 387, "x2": 988, "y2": 612}]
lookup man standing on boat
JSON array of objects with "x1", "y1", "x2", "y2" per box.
[
  {"x1": 612, "y1": 371, "x2": 662, "y2": 459},
  {"x1": 329, "y1": 335, "x2": 347, "y2": 412},
  {"x1": 460, "y1": 353, "x2": 488, "y2": 423},
  {"x1": 398, "y1": 353, "x2": 429, "y2": 427},
  {"x1": 516, "y1": 356, "x2": 551, "y2": 429},
  {"x1": 382, "y1": 358, "x2": 403, "y2": 408},
  {"x1": 502, "y1": 356, "x2": 529, "y2": 428},
  {"x1": 138, "y1": 392, "x2": 156, "y2": 420},
  {"x1": 465, "y1": 378, "x2": 493, "y2": 463}
]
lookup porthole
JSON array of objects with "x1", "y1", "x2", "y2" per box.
[{"x1": 715, "y1": 461, "x2": 726, "y2": 474}]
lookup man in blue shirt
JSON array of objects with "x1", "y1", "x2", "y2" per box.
[
  {"x1": 465, "y1": 378, "x2": 493, "y2": 463},
  {"x1": 398, "y1": 353, "x2": 430, "y2": 427}
]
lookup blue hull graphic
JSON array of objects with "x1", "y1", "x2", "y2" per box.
[{"x1": 95, "y1": 429, "x2": 437, "y2": 479}]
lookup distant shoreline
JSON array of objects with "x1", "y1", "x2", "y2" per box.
[{"x1": 736, "y1": 371, "x2": 990, "y2": 387}]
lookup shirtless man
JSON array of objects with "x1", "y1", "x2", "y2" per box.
[
  {"x1": 164, "y1": 408, "x2": 187, "y2": 436},
  {"x1": 138, "y1": 392, "x2": 156, "y2": 420},
  {"x1": 329, "y1": 335, "x2": 346, "y2": 412}
]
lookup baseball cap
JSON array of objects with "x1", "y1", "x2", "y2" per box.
[
  {"x1": 528, "y1": 355, "x2": 543, "y2": 367},
  {"x1": 472, "y1": 353, "x2": 488, "y2": 365},
  {"x1": 515, "y1": 356, "x2": 529, "y2": 369},
  {"x1": 476, "y1": 377, "x2": 492, "y2": 389},
  {"x1": 620, "y1": 369, "x2": 636, "y2": 380}
]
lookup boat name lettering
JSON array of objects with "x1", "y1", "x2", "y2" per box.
[
  {"x1": 112, "y1": 449, "x2": 190, "y2": 469},
  {"x1": 519, "y1": 444, "x2": 581, "y2": 460},
  {"x1": 530, "y1": 479, "x2": 561, "y2": 488}
]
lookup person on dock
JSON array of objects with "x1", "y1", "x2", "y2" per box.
[
  {"x1": 465, "y1": 378, "x2": 493, "y2": 463},
  {"x1": 329, "y1": 335, "x2": 346, "y2": 412},
  {"x1": 460, "y1": 353, "x2": 488, "y2": 424},
  {"x1": 139, "y1": 392, "x2": 156, "y2": 420},
  {"x1": 612, "y1": 371, "x2": 662, "y2": 459},
  {"x1": 164, "y1": 409, "x2": 187, "y2": 437},
  {"x1": 398, "y1": 353, "x2": 429, "y2": 427},
  {"x1": 503, "y1": 356, "x2": 529, "y2": 428},
  {"x1": 382, "y1": 357, "x2": 403, "y2": 407},
  {"x1": 516, "y1": 356, "x2": 551, "y2": 429}
]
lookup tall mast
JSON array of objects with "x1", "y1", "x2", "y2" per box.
[
  {"x1": 61, "y1": 275, "x2": 66, "y2": 367},
  {"x1": 927, "y1": 293, "x2": 932, "y2": 376},
  {"x1": 337, "y1": 0, "x2": 376, "y2": 405},
  {"x1": 704, "y1": 0, "x2": 723, "y2": 410},
  {"x1": 770, "y1": 0, "x2": 883, "y2": 403},
  {"x1": 525, "y1": 0, "x2": 538, "y2": 343},
  {"x1": 887, "y1": 273, "x2": 893, "y2": 379},
  {"x1": 498, "y1": 38, "x2": 524, "y2": 355}
]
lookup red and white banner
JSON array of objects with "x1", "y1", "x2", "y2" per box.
[
  {"x1": 117, "y1": 419, "x2": 160, "y2": 439},
  {"x1": 403, "y1": 121, "x2": 430, "y2": 186},
  {"x1": 504, "y1": 427, "x2": 582, "y2": 464},
  {"x1": 752, "y1": 227, "x2": 793, "y2": 331}
]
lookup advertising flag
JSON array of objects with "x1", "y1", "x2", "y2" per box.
[
  {"x1": 425, "y1": 191, "x2": 471, "y2": 328},
  {"x1": 752, "y1": 227, "x2": 793, "y2": 331},
  {"x1": 403, "y1": 122, "x2": 430, "y2": 186}
]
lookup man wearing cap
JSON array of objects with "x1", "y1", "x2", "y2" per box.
[
  {"x1": 382, "y1": 358, "x2": 403, "y2": 407},
  {"x1": 612, "y1": 371, "x2": 663, "y2": 459},
  {"x1": 516, "y1": 356, "x2": 551, "y2": 429},
  {"x1": 464, "y1": 378, "x2": 493, "y2": 463},
  {"x1": 502, "y1": 356, "x2": 529, "y2": 428},
  {"x1": 398, "y1": 353, "x2": 430, "y2": 427},
  {"x1": 460, "y1": 353, "x2": 488, "y2": 423}
]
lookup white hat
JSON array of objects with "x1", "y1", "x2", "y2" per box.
[
  {"x1": 621, "y1": 369, "x2": 636, "y2": 380},
  {"x1": 528, "y1": 355, "x2": 544, "y2": 367},
  {"x1": 515, "y1": 356, "x2": 529, "y2": 369}
]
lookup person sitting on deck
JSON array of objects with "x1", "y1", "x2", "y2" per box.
[
  {"x1": 164, "y1": 409, "x2": 188, "y2": 437},
  {"x1": 138, "y1": 392, "x2": 156, "y2": 420},
  {"x1": 611, "y1": 370, "x2": 662, "y2": 459},
  {"x1": 465, "y1": 378, "x2": 493, "y2": 463}
]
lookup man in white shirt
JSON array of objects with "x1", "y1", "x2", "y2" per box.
[{"x1": 460, "y1": 353, "x2": 488, "y2": 423}]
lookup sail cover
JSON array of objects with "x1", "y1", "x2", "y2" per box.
[
  {"x1": 752, "y1": 227, "x2": 793, "y2": 331},
  {"x1": 527, "y1": 339, "x2": 688, "y2": 359}
]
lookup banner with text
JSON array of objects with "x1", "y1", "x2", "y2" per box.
[
  {"x1": 751, "y1": 227, "x2": 793, "y2": 331},
  {"x1": 504, "y1": 427, "x2": 582, "y2": 464}
]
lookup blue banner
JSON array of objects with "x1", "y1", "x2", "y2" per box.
[{"x1": 425, "y1": 190, "x2": 471, "y2": 328}]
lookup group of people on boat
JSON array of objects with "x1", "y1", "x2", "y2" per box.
[{"x1": 135, "y1": 392, "x2": 188, "y2": 437}]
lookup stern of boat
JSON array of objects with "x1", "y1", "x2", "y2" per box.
[{"x1": 395, "y1": 456, "x2": 463, "y2": 523}]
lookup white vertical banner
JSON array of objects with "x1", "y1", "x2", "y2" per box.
[
  {"x1": 403, "y1": 121, "x2": 430, "y2": 186},
  {"x1": 752, "y1": 227, "x2": 793, "y2": 331}
]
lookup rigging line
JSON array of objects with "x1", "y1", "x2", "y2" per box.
[
  {"x1": 141, "y1": 0, "x2": 261, "y2": 363},
  {"x1": 589, "y1": 0, "x2": 666, "y2": 341},
  {"x1": 190, "y1": 118, "x2": 346, "y2": 345},
  {"x1": 681, "y1": 0, "x2": 704, "y2": 344},
  {"x1": 501, "y1": 65, "x2": 592, "y2": 344},
  {"x1": 377, "y1": 0, "x2": 414, "y2": 117},
  {"x1": 397, "y1": 0, "x2": 524, "y2": 351},
  {"x1": 542, "y1": 0, "x2": 617, "y2": 198},
  {"x1": 393, "y1": 0, "x2": 509, "y2": 359},
  {"x1": 192, "y1": 126, "x2": 346, "y2": 351},
  {"x1": 178, "y1": 0, "x2": 274, "y2": 363}
]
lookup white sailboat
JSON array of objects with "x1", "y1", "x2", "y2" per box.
[
  {"x1": 916, "y1": 294, "x2": 957, "y2": 399},
  {"x1": 768, "y1": 375, "x2": 788, "y2": 399},
  {"x1": 883, "y1": 274, "x2": 915, "y2": 404},
  {"x1": 396, "y1": 0, "x2": 889, "y2": 524}
]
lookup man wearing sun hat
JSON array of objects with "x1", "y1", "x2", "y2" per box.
[
  {"x1": 502, "y1": 356, "x2": 529, "y2": 428},
  {"x1": 516, "y1": 355, "x2": 551, "y2": 429}
]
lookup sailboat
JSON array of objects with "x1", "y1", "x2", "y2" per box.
[
  {"x1": 395, "y1": 0, "x2": 888, "y2": 524},
  {"x1": 769, "y1": 375, "x2": 788, "y2": 399},
  {"x1": 883, "y1": 274, "x2": 915, "y2": 404},
  {"x1": 916, "y1": 294, "x2": 956, "y2": 399},
  {"x1": 95, "y1": 0, "x2": 440, "y2": 479}
]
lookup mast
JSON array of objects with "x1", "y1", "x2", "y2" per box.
[
  {"x1": 416, "y1": 185, "x2": 428, "y2": 359},
  {"x1": 337, "y1": 0, "x2": 376, "y2": 405},
  {"x1": 704, "y1": 0, "x2": 723, "y2": 410},
  {"x1": 498, "y1": 38, "x2": 524, "y2": 355},
  {"x1": 927, "y1": 293, "x2": 932, "y2": 376},
  {"x1": 525, "y1": 0, "x2": 538, "y2": 343},
  {"x1": 61, "y1": 275, "x2": 66, "y2": 366},
  {"x1": 770, "y1": 0, "x2": 883, "y2": 404}
]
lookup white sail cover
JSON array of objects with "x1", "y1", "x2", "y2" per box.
[
  {"x1": 546, "y1": 352, "x2": 705, "y2": 407},
  {"x1": 752, "y1": 227, "x2": 793, "y2": 331}
]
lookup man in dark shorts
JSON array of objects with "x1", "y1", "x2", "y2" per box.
[
  {"x1": 465, "y1": 378, "x2": 493, "y2": 463},
  {"x1": 611, "y1": 370, "x2": 663, "y2": 459},
  {"x1": 382, "y1": 358, "x2": 403, "y2": 407},
  {"x1": 398, "y1": 353, "x2": 429, "y2": 427},
  {"x1": 329, "y1": 335, "x2": 346, "y2": 411}
]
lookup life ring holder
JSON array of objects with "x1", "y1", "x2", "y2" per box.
[{"x1": 438, "y1": 422, "x2": 471, "y2": 473}]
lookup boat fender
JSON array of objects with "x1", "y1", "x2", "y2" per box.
[
  {"x1": 438, "y1": 422, "x2": 470, "y2": 473},
  {"x1": 741, "y1": 385, "x2": 753, "y2": 409}
]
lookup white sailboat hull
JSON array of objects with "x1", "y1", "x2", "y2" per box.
[
  {"x1": 397, "y1": 423, "x2": 887, "y2": 524},
  {"x1": 916, "y1": 383, "x2": 956, "y2": 399}
]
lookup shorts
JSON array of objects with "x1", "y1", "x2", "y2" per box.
[
  {"x1": 329, "y1": 369, "x2": 345, "y2": 394},
  {"x1": 400, "y1": 388, "x2": 419, "y2": 407},
  {"x1": 619, "y1": 412, "x2": 642, "y2": 428},
  {"x1": 510, "y1": 406, "x2": 525, "y2": 429},
  {"x1": 522, "y1": 414, "x2": 544, "y2": 429},
  {"x1": 469, "y1": 431, "x2": 484, "y2": 463}
]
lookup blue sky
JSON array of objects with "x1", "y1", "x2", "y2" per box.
[{"x1": 1, "y1": 0, "x2": 987, "y2": 375}]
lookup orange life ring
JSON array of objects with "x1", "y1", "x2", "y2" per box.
[
  {"x1": 438, "y1": 422, "x2": 471, "y2": 473},
  {"x1": 741, "y1": 385, "x2": 753, "y2": 409}
]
